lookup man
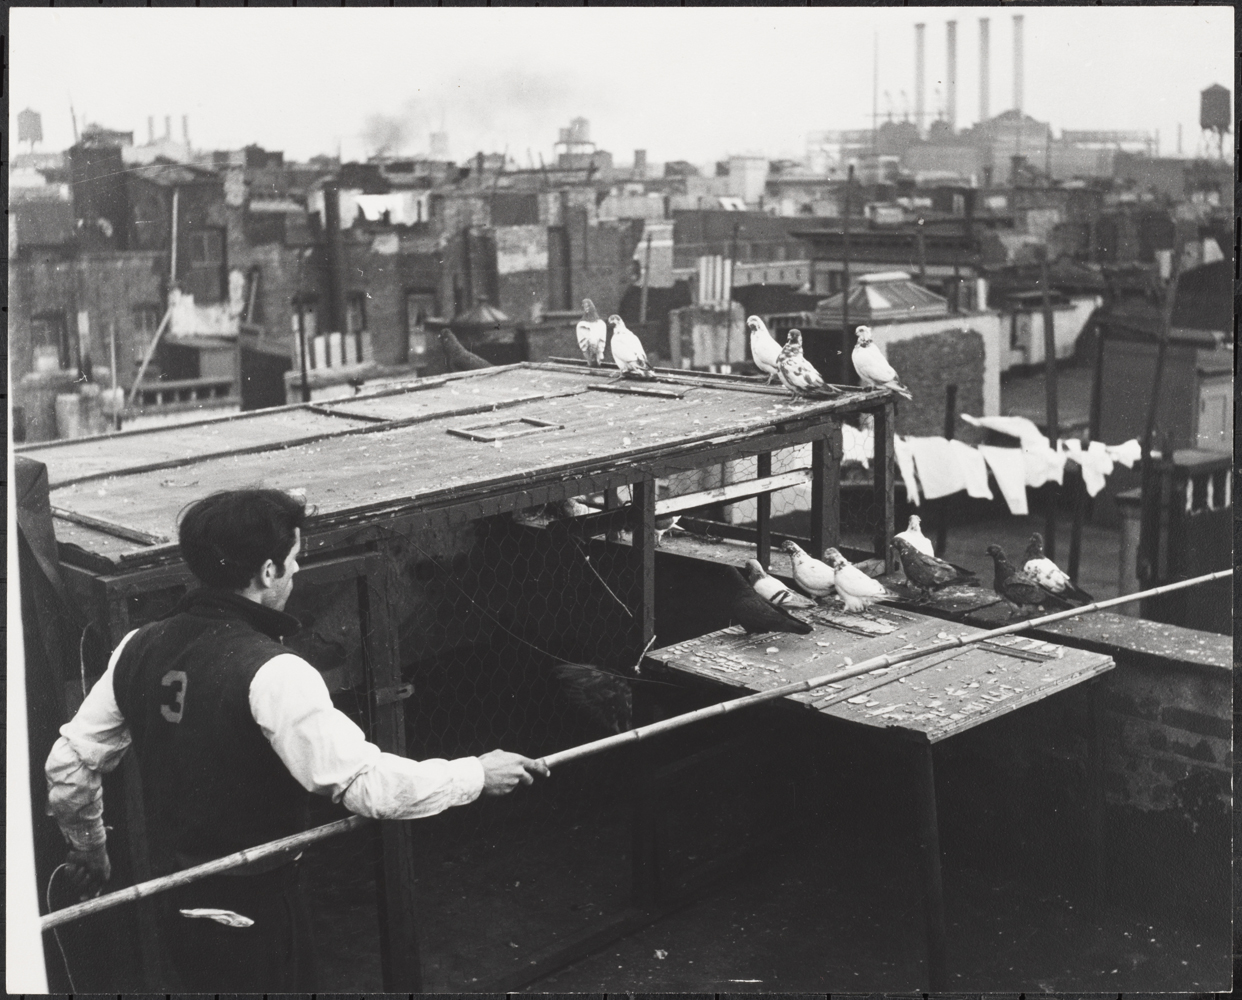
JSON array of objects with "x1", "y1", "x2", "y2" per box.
[{"x1": 45, "y1": 488, "x2": 549, "y2": 991}]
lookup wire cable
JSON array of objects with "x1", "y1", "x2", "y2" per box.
[{"x1": 46, "y1": 864, "x2": 80, "y2": 992}]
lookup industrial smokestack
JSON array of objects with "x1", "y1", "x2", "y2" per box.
[
  {"x1": 164, "y1": 115, "x2": 172, "y2": 141},
  {"x1": 979, "y1": 18, "x2": 990, "y2": 122},
  {"x1": 914, "y1": 23, "x2": 926, "y2": 136},
  {"x1": 945, "y1": 21, "x2": 957, "y2": 132},
  {"x1": 1013, "y1": 14, "x2": 1024, "y2": 114},
  {"x1": 182, "y1": 114, "x2": 190, "y2": 150},
  {"x1": 148, "y1": 116, "x2": 155, "y2": 145}
]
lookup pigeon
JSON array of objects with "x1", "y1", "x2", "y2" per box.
[
  {"x1": 439, "y1": 329, "x2": 492, "y2": 371},
  {"x1": 654, "y1": 514, "x2": 681, "y2": 547},
  {"x1": 576, "y1": 298, "x2": 607, "y2": 367},
  {"x1": 892, "y1": 537, "x2": 977, "y2": 594},
  {"x1": 986, "y1": 544, "x2": 1072, "y2": 615},
  {"x1": 823, "y1": 548, "x2": 897, "y2": 613},
  {"x1": 894, "y1": 514, "x2": 934, "y2": 557},
  {"x1": 1023, "y1": 533, "x2": 1093, "y2": 605},
  {"x1": 774, "y1": 330, "x2": 842, "y2": 400},
  {"x1": 745, "y1": 559, "x2": 818, "y2": 610},
  {"x1": 851, "y1": 325, "x2": 912, "y2": 400},
  {"x1": 746, "y1": 315, "x2": 781, "y2": 384},
  {"x1": 780, "y1": 540, "x2": 836, "y2": 600},
  {"x1": 552, "y1": 663, "x2": 683, "y2": 734},
  {"x1": 546, "y1": 497, "x2": 598, "y2": 519},
  {"x1": 718, "y1": 564, "x2": 813, "y2": 635},
  {"x1": 608, "y1": 315, "x2": 654, "y2": 379}
]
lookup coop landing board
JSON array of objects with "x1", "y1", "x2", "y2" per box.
[
  {"x1": 646, "y1": 607, "x2": 1113, "y2": 743},
  {"x1": 45, "y1": 365, "x2": 877, "y2": 563}
]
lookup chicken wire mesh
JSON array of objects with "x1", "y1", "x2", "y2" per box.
[{"x1": 83, "y1": 416, "x2": 880, "y2": 991}]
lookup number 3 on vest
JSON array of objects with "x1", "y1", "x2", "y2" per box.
[{"x1": 161, "y1": 670, "x2": 188, "y2": 723}]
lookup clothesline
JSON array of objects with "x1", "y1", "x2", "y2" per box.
[{"x1": 838, "y1": 413, "x2": 1142, "y2": 516}]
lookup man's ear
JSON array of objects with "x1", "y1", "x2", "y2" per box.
[{"x1": 256, "y1": 558, "x2": 278, "y2": 589}]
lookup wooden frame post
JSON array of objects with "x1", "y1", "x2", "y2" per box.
[
  {"x1": 910, "y1": 739, "x2": 948, "y2": 991},
  {"x1": 359, "y1": 558, "x2": 423, "y2": 992},
  {"x1": 873, "y1": 401, "x2": 897, "y2": 571},
  {"x1": 632, "y1": 478, "x2": 657, "y2": 653},
  {"x1": 629, "y1": 478, "x2": 661, "y2": 906},
  {"x1": 810, "y1": 418, "x2": 842, "y2": 557},
  {"x1": 756, "y1": 452, "x2": 772, "y2": 568}
]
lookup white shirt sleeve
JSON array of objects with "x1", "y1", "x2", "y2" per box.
[
  {"x1": 45, "y1": 630, "x2": 138, "y2": 851},
  {"x1": 249, "y1": 654, "x2": 485, "y2": 820}
]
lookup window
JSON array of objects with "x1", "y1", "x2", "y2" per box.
[
  {"x1": 31, "y1": 312, "x2": 71, "y2": 371},
  {"x1": 405, "y1": 291, "x2": 437, "y2": 364},
  {"x1": 346, "y1": 293, "x2": 368, "y2": 336}
]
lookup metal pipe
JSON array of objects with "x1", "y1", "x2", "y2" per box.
[
  {"x1": 322, "y1": 179, "x2": 346, "y2": 338},
  {"x1": 39, "y1": 566, "x2": 1233, "y2": 933},
  {"x1": 915, "y1": 24, "x2": 926, "y2": 136},
  {"x1": 1013, "y1": 14, "x2": 1024, "y2": 114},
  {"x1": 979, "y1": 18, "x2": 990, "y2": 122},
  {"x1": 842, "y1": 164, "x2": 853, "y2": 337},
  {"x1": 1040, "y1": 248, "x2": 1059, "y2": 559},
  {"x1": 945, "y1": 20, "x2": 957, "y2": 132}
]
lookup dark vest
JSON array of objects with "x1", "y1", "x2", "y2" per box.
[{"x1": 112, "y1": 589, "x2": 311, "y2": 874}]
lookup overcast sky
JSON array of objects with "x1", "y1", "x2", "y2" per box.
[{"x1": 10, "y1": 6, "x2": 1234, "y2": 166}]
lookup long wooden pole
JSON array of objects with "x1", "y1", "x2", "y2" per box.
[
  {"x1": 1040, "y1": 248, "x2": 1059, "y2": 559},
  {"x1": 41, "y1": 568, "x2": 1231, "y2": 933},
  {"x1": 125, "y1": 304, "x2": 174, "y2": 409}
]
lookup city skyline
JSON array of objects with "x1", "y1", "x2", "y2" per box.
[{"x1": 10, "y1": 6, "x2": 1234, "y2": 165}]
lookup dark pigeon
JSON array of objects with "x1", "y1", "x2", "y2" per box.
[
  {"x1": 892, "y1": 537, "x2": 977, "y2": 594},
  {"x1": 719, "y1": 564, "x2": 813, "y2": 635},
  {"x1": 439, "y1": 329, "x2": 493, "y2": 371},
  {"x1": 986, "y1": 543, "x2": 1072, "y2": 615}
]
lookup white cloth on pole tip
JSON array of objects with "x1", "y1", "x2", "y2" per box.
[
  {"x1": 908, "y1": 436, "x2": 967, "y2": 501},
  {"x1": 892, "y1": 435, "x2": 921, "y2": 506},
  {"x1": 948, "y1": 440, "x2": 993, "y2": 499},
  {"x1": 978, "y1": 446, "x2": 1029, "y2": 515}
]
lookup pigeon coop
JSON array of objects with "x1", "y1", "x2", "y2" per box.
[{"x1": 18, "y1": 361, "x2": 896, "y2": 992}]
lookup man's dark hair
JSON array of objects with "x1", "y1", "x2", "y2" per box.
[{"x1": 179, "y1": 489, "x2": 308, "y2": 590}]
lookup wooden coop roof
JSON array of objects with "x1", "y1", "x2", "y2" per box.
[{"x1": 19, "y1": 363, "x2": 889, "y2": 572}]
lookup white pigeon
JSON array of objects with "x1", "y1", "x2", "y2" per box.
[
  {"x1": 775, "y1": 330, "x2": 842, "y2": 400},
  {"x1": 779, "y1": 540, "x2": 836, "y2": 600},
  {"x1": 745, "y1": 559, "x2": 818, "y2": 609},
  {"x1": 608, "y1": 314, "x2": 654, "y2": 379},
  {"x1": 851, "y1": 326, "x2": 913, "y2": 400},
  {"x1": 823, "y1": 548, "x2": 896, "y2": 613},
  {"x1": 576, "y1": 299, "x2": 607, "y2": 367},
  {"x1": 746, "y1": 315, "x2": 781, "y2": 384},
  {"x1": 894, "y1": 514, "x2": 934, "y2": 557},
  {"x1": 654, "y1": 514, "x2": 681, "y2": 547}
]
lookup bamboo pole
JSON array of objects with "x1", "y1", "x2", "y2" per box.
[
  {"x1": 40, "y1": 568, "x2": 1231, "y2": 933},
  {"x1": 42, "y1": 815, "x2": 367, "y2": 932},
  {"x1": 126, "y1": 304, "x2": 174, "y2": 409},
  {"x1": 539, "y1": 567, "x2": 1233, "y2": 769}
]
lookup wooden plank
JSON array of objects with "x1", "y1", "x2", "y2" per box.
[
  {"x1": 633, "y1": 479, "x2": 657, "y2": 652},
  {"x1": 587, "y1": 382, "x2": 689, "y2": 399},
  {"x1": 874, "y1": 401, "x2": 897, "y2": 569},
  {"x1": 810, "y1": 419, "x2": 842, "y2": 556},
  {"x1": 755, "y1": 452, "x2": 772, "y2": 568},
  {"x1": 653, "y1": 469, "x2": 811, "y2": 517},
  {"x1": 52, "y1": 506, "x2": 170, "y2": 546},
  {"x1": 644, "y1": 607, "x2": 1114, "y2": 744}
]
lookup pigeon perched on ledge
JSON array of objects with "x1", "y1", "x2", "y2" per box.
[
  {"x1": 987, "y1": 543, "x2": 1072, "y2": 616},
  {"x1": 894, "y1": 514, "x2": 935, "y2": 557},
  {"x1": 780, "y1": 540, "x2": 836, "y2": 600},
  {"x1": 608, "y1": 315, "x2": 655, "y2": 379},
  {"x1": 576, "y1": 299, "x2": 607, "y2": 367},
  {"x1": 851, "y1": 326, "x2": 912, "y2": 400},
  {"x1": 823, "y1": 548, "x2": 898, "y2": 613},
  {"x1": 747, "y1": 315, "x2": 781, "y2": 384},
  {"x1": 775, "y1": 330, "x2": 842, "y2": 400},
  {"x1": 1023, "y1": 532, "x2": 1093, "y2": 604},
  {"x1": 745, "y1": 559, "x2": 818, "y2": 609},
  {"x1": 718, "y1": 564, "x2": 813, "y2": 635},
  {"x1": 892, "y1": 537, "x2": 977, "y2": 595}
]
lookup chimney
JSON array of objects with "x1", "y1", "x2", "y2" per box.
[
  {"x1": 164, "y1": 115, "x2": 172, "y2": 141},
  {"x1": 148, "y1": 116, "x2": 155, "y2": 144},
  {"x1": 945, "y1": 20, "x2": 957, "y2": 132},
  {"x1": 1013, "y1": 14, "x2": 1024, "y2": 114},
  {"x1": 914, "y1": 23, "x2": 926, "y2": 136},
  {"x1": 182, "y1": 114, "x2": 190, "y2": 150},
  {"x1": 979, "y1": 18, "x2": 990, "y2": 122},
  {"x1": 634, "y1": 149, "x2": 647, "y2": 174}
]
